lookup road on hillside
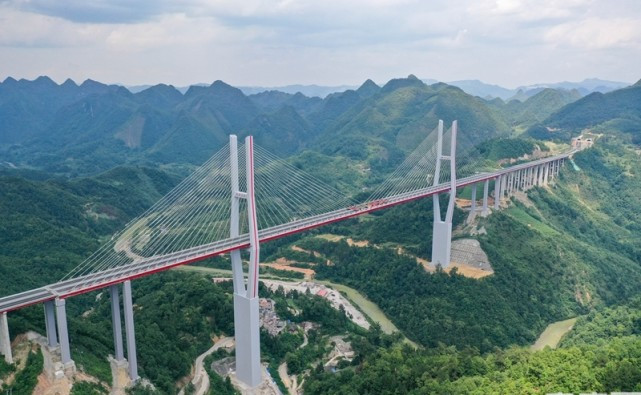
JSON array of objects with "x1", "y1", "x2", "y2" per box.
[{"x1": 179, "y1": 336, "x2": 234, "y2": 395}]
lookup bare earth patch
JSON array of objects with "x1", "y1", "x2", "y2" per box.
[
  {"x1": 316, "y1": 234, "x2": 493, "y2": 280},
  {"x1": 532, "y1": 317, "x2": 577, "y2": 350},
  {"x1": 261, "y1": 257, "x2": 316, "y2": 280}
]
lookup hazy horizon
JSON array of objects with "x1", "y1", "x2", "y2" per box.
[
  {"x1": 1, "y1": 0, "x2": 640, "y2": 89},
  {"x1": 1, "y1": 74, "x2": 634, "y2": 93}
]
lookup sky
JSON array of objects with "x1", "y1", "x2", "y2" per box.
[{"x1": 0, "y1": 0, "x2": 639, "y2": 88}]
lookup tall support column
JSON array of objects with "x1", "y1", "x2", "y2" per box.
[
  {"x1": 481, "y1": 179, "x2": 489, "y2": 216},
  {"x1": 228, "y1": 135, "x2": 262, "y2": 387},
  {"x1": 493, "y1": 177, "x2": 500, "y2": 210},
  {"x1": 44, "y1": 300, "x2": 58, "y2": 348},
  {"x1": 431, "y1": 120, "x2": 456, "y2": 268},
  {"x1": 123, "y1": 281, "x2": 138, "y2": 381},
  {"x1": 466, "y1": 183, "x2": 477, "y2": 223},
  {"x1": 531, "y1": 166, "x2": 537, "y2": 187},
  {"x1": 0, "y1": 312, "x2": 12, "y2": 364},
  {"x1": 110, "y1": 285, "x2": 125, "y2": 362},
  {"x1": 55, "y1": 298, "x2": 72, "y2": 366},
  {"x1": 538, "y1": 164, "x2": 544, "y2": 185},
  {"x1": 501, "y1": 174, "x2": 507, "y2": 197},
  {"x1": 544, "y1": 163, "x2": 549, "y2": 185}
]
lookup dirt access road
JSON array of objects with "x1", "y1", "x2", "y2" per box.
[{"x1": 179, "y1": 337, "x2": 234, "y2": 395}]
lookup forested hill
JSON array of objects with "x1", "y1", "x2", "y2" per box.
[
  {"x1": 528, "y1": 80, "x2": 641, "y2": 141},
  {"x1": 0, "y1": 74, "x2": 576, "y2": 177},
  {"x1": 0, "y1": 166, "x2": 178, "y2": 296},
  {"x1": 488, "y1": 88, "x2": 582, "y2": 130}
]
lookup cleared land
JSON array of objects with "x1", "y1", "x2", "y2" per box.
[{"x1": 531, "y1": 317, "x2": 577, "y2": 351}]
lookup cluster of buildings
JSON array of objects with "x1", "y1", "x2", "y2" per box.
[
  {"x1": 259, "y1": 298, "x2": 287, "y2": 336},
  {"x1": 258, "y1": 298, "x2": 318, "y2": 336}
]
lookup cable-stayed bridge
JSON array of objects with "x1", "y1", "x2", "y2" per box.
[{"x1": 0, "y1": 120, "x2": 572, "y2": 388}]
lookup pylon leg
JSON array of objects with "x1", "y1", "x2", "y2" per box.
[{"x1": 431, "y1": 220, "x2": 452, "y2": 267}]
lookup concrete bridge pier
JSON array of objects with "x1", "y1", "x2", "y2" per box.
[
  {"x1": 466, "y1": 183, "x2": 477, "y2": 223},
  {"x1": 503, "y1": 174, "x2": 509, "y2": 196},
  {"x1": 0, "y1": 311, "x2": 12, "y2": 364},
  {"x1": 536, "y1": 165, "x2": 542, "y2": 185},
  {"x1": 54, "y1": 298, "x2": 75, "y2": 373},
  {"x1": 122, "y1": 281, "x2": 139, "y2": 382},
  {"x1": 44, "y1": 300, "x2": 58, "y2": 348},
  {"x1": 493, "y1": 176, "x2": 500, "y2": 210},
  {"x1": 481, "y1": 180, "x2": 489, "y2": 216},
  {"x1": 109, "y1": 285, "x2": 125, "y2": 362},
  {"x1": 109, "y1": 282, "x2": 138, "y2": 383},
  {"x1": 531, "y1": 167, "x2": 537, "y2": 188}
]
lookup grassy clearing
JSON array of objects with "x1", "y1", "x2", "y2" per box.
[
  {"x1": 531, "y1": 317, "x2": 577, "y2": 350},
  {"x1": 506, "y1": 206, "x2": 559, "y2": 236}
]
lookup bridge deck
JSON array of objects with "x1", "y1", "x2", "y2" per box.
[{"x1": 0, "y1": 152, "x2": 571, "y2": 313}]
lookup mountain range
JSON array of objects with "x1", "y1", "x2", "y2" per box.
[
  {"x1": 0, "y1": 74, "x2": 639, "y2": 179},
  {"x1": 124, "y1": 77, "x2": 630, "y2": 100}
]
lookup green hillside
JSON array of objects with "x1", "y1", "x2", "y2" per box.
[
  {"x1": 0, "y1": 166, "x2": 178, "y2": 296},
  {"x1": 299, "y1": 136, "x2": 641, "y2": 394},
  {"x1": 0, "y1": 76, "x2": 513, "y2": 177},
  {"x1": 490, "y1": 88, "x2": 582, "y2": 131},
  {"x1": 529, "y1": 81, "x2": 641, "y2": 141},
  {"x1": 313, "y1": 76, "x2": 509, "y2": 173}
]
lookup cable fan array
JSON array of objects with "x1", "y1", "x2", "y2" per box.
[
  {"x1": 365, "y1": 123, "x2": 499, "y2": 203},
  {"x1": 62, "y1": 143, "x2": 235, "y2": 285},
  {"x1": 60, "y1": 140, "x2": 356, "y2": 287}
]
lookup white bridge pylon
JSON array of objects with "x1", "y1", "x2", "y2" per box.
[
  {"x1": 229, "y1": 135, "x2": 262, "y2": 387},
  {"x1": 431, "y1": 120, "x2": 457, "y2": 268}
]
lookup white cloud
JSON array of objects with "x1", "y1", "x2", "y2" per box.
[
  {"x1": 0, "y1": 0, "x2": 639, "y2": 87},
  {"x1": 0, "y1": 7, "x2": 109, "y2": 47},
  {"x1": 545, "y1": 17, "x2": 640, "y2": 49}
]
